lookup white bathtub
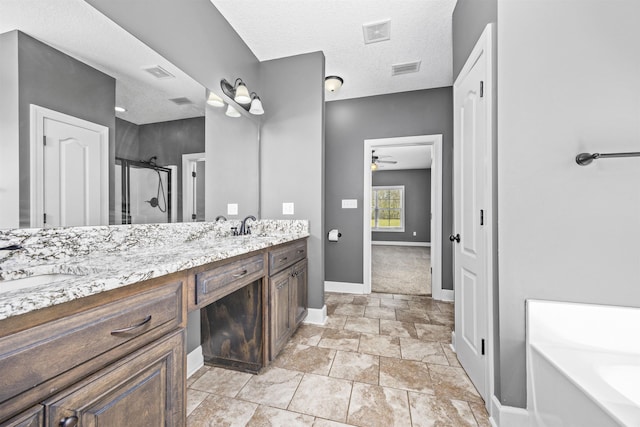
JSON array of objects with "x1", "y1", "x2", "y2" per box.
[{"x1": 526, "y1": 300, "x2": 640, "y2": 427}]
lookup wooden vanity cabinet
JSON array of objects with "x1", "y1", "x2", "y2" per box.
[
  {"x1": 0, "y1": 276, "x2": 187, "y2": 426},
  {"x1": 45, "y1": 330, "x2": 183, "y2": 427},
  {"x1": 268, "y1": 239, "x2": 308, "y2": 360}
]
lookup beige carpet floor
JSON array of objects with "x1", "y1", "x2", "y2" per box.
[{"x1": 372, "y1": 245, "x2": 431, "y2": 295}]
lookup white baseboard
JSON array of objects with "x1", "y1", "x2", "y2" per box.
[
  {"x1": 434, "y1": 288, "x2": 454, "y2": 302},
  {"x1": 490, "y1": 395, "x2": 530, "y2": 427},
  {"x1": 450, "y1": 331, "x2": 456, "y2": 352},
  {"x1": 325, "y1": 281, "x2": 365, "y2": 294},
  {"x1": 303, "y1": 305, "x2": 327, "y2": 325},
  {"x1": 372, "y1": 241, "x2": 431, "y2": 247},
  {"x1": 187, "y1": 346, "x2": 204, "y2": 378}
]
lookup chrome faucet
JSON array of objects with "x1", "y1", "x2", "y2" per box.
[{"x1": 239, "y1": 215, "x2": 256, "y2": 235}]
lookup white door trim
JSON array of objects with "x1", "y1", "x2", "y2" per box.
[
  {"x1": 363, "y1": 134, "x2": 443, "y2": 297},
  {"x1": 453, "y1": 23, "x2": 495, "y2": 412},
  {"x1": 30, "y1": 105, "x2": 109, "y2": 228},
  {"x1": 182, "y1": 152, "x2": 206, "y2": 222}
]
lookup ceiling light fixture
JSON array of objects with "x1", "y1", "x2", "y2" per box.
[
  {"x1": 115, "y1": 106, "x2": 127, "y2": 113},
  {"x1": 225, "y1": 104, "x2": 241, "y2": 118},
  {"x1": 220, "y1": 78, "x2": 265, "y2": 116},
  {"x1": 325, "y1": 76, "x2": 344, "y2": 93},
  {"x1": 249, "y1": 93, "x2": 264, "y2": 115},
  {"x1": 206, "y1": 90, "x2": 225, "y2": 107}
]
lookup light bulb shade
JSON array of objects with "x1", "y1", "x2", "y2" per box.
[
  {"x1": 234, "y1": 82, "x2": 251, "y2": 104},
  {"x1": 249, "y1": 97, "x2": 264, "y2": 115},
  {"x1": 206, "y1": 91, "x2": 225, "y2": 107},
  {"x1": 225, "y1": 104, "x2": 241, "y2": 118},
  {"x1": 325, "y1": 75, "x2": 344, "y2": 92}
]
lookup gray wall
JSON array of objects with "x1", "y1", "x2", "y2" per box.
[
  {"x1": 115, "y1": 118, "x2": 139, "y2": 160},
  {"x1": 9, "y1": 31, "x2": 116, "y2": 226},
  {"x1": 372, "y1": 169, "x2": 431, "y2": 243},
  {"x1": 0, "y1": 31, "x2": 20, "y2": 228},
  {"x1": 495, "y1": 0, "x2": 640, "y2": 408},
  {"x1": 139, "y1": 117, "x2": 205, "y2": 222},
  {"x1": 260, "y1": 52, "x2": 325, "y2": 310},
  {"x1": 452, "y1": 0, "x2": 497, "y2": 80},
  {"x1": 325, "y1": 88, "x2": 453, "y2": 288}
]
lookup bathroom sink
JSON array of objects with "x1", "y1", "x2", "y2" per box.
[
  {"x1": 599, "y1": 365, "x2": 640, "y2": 406},
  {"x1": 0, "y1": 273, "x2": 79, "y2": 293}
]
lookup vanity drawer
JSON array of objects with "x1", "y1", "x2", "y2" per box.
[
  {"x1": 269, "y1": 240, "x2": 307, "y2": 275},
  {"x1": 0, "y1": 280, "x2": 183, "y2": 407},
  {"x1": 196, "y1": 254, "x2": 264, "y2": 307}
]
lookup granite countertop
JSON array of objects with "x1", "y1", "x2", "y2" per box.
[{"x1": 0, "y1": 220, "x2": 309, "y2": 321}]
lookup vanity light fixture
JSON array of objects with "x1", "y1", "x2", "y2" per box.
[
  {"x1": 325, "y1": 75, "x2": 344, "y2": 93},
  {"x1": 206, "y1": 90, "x2": 225, "y2": 107},
  {"x1": 371, "y1": 162, "x2": 378, "y2": 171},
  {"x1": 225, "y1": 104, "x2": 241, "y2": 118},
  {"x1": 115, "y1": 106, "x2": 127, "y2": 113},
  {"x1": 220, "y1": 78, "x2": 265, "y2": 116},
  {"x1": 249, "y1": 93, "x2": 264, "y2": 115}
]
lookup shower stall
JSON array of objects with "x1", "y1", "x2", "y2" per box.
[{"x1": 115, "y1": 157, "x2": 177, "y2": 224}]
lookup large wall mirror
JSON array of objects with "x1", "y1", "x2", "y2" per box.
[{"x1": 0, "y1": 0, "x2": 260, "y2": 229}]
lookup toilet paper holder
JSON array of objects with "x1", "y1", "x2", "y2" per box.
[{"x1": 327, "y1": 229, "x2": 342, "y2": 241}]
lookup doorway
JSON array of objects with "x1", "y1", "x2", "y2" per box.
[
  {"x1": 182, "y1": 153, "x2": 206, "y2": 222},
  {"x1": 363, "y1": 135, "x2": 444, "y2": 299}
]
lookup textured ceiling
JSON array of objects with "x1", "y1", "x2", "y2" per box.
[
  {"x1": 374, "y1": 145, "x2": 432, "y2": 171},
  {"x1": 0, "y1": 0, "x2": 205, "y2": 125},
  {"x1": 210, "y1": 0, "x2": 457, "y2": 101}
]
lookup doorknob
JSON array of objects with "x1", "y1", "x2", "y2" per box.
[{"x1": 449, "y1": 234, "x2": 460, "y2": 243}]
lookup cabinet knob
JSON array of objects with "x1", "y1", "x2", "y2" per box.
[{"x1": 60, "y1": 416, "x2": 78, "y2": 427}]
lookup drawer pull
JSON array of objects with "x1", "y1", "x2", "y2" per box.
[
  {"x1": 110, "y1": 315, "x2": 152, "y2": 335},
  {"x1": 277, "y1": 282, "x2": 287, "y2": 290},
  {"x1": 297, "y1": 249, "x2": 305, "y2": 254},
  {"x1": 279, "y1": 257, "x2": 288, "y2": 263},
  {"x1": 232, "y1": 269, "x2": 248, "y2": 278},
  {"x1": 59, "y1": 416, "x2": 78, "y2": 427}
]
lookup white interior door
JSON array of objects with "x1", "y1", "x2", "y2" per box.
[
  {"x1": 453, "y1": 32, "x2": 491, "y2": 400},
  {"x1": 31, "y1": 106, "x2": 109, "y2": 227}
]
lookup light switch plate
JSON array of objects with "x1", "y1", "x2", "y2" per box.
[
  {"x1": 282, "y1": 202, "x2": 294, "y2": 215},
  {"x1": 227, "y1": 203, "x2": 238, "y2": 215},
  {"x1": 342, "y1": 199, "x2": 358, "y2": 209}
]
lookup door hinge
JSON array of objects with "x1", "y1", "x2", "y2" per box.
[
  {"x1": 480, "y1": 209, "x2": 484, "y2": 226},
  {"x1": 192, "y1": 171, "x2": 196, "y2": 178},
  {"x1": 43, "y1": 135, "x2": 46, "y2": 146},
  {"x1": 43, "y1": 213, "x2": 47, "y2": 224},
  {"x1": 480, "y1": 81, "x2": 484, "y2": 98},
  {"x1": 191, "y1": 214, "x2": 196, "y2": 220},
  {"x1": 481, "y1": 339, "x2": 485, "y2": 355}
]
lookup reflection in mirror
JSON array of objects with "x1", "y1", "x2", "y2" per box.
[{"x1": 0, "y1": 0, "x2": 258, "y2": 229}]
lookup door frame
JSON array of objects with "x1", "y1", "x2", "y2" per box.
[
  {"x1": 363, "y1": 134, "x2": 444, "y2": 298},
  {"x1": 30, "y1": 105, "x2": 109, "y2": 227},
  {"x1": 182, "y1": 152, "x2": 206, "y2": 222},
  {"x1": 453, "y1": 23, "x2": 495, "y2": 408}
]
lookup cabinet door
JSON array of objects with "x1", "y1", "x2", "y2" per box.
[
  {"x1": 2, "y1": 406, "x2": 43, "y2": 427},
  {"x1": 292, "y1": 259, "x2": 308, "y2": 327},
  {"x1": 269, "y1": 269, "x2": 292, "y2": 359},
  {"x1": 46, "y1": 330, "x2": 184, "y2": 427}
]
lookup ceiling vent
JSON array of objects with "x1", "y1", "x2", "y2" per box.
[
  {"x1": 391, "y1": 60, "x2": 422, "y2": 76},
  {"x1": 143, "y1": 65, "x2": 175, "y2": 80},
  {"x1": 363, "y1": 19, "x2": 391, "y2": 44},
  {"x1": 169, "y1": 97, "x2": 193, "y2": 105}
]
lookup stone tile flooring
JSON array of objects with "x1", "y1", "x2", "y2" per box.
[{"x1": 187, "y1": 292, "x2": 490, "y2": 426}]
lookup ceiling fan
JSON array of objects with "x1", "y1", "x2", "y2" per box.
[{"x1": 371, "y1": 150, "x2": 397, "y2": 170}]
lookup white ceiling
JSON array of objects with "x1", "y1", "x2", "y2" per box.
[
  {"x1": 0, "y1": 0, "x2": 205, "y2": 125},
  {"x1": 210, "y1": 0, "x2": 457, "y2": 101},
  {"x1": 373, "y1": 145, "x2": 432, "y2": 171}
]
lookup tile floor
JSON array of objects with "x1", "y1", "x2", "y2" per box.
[{"x1": 187, "y1": 292, "x2": 490, "y2": 426}]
